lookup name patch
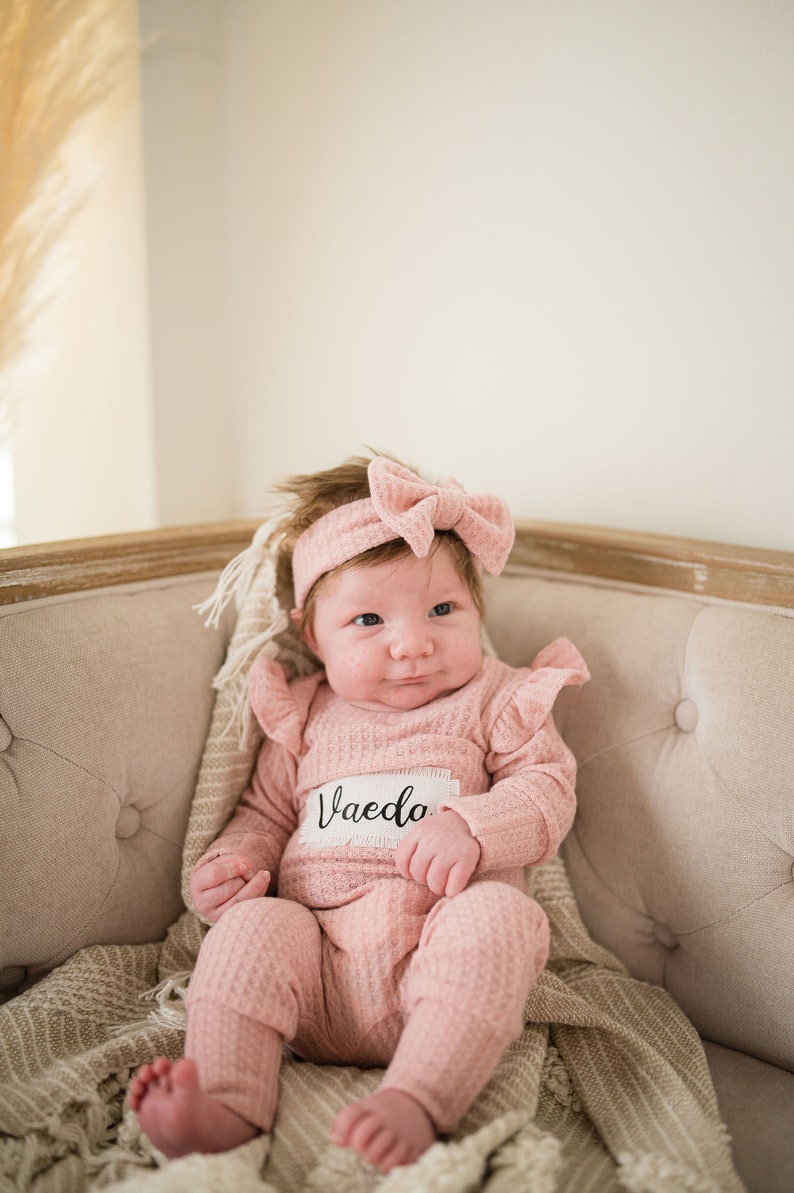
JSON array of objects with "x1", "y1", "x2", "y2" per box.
[{"x1": 298, "y1": 768, "x2": 460, "y2": 849}]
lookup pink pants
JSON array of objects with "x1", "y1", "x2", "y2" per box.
[{"x1": 185, "y1": 879, "x2": 549, "y2": 1134}]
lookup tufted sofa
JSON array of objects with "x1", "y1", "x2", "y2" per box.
[{"x1": 1, "y1": 519, "x2": 792, "y2": 1192}]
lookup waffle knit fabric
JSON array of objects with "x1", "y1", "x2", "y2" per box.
[
  {"x1": 185, "y1": 646, "x2": 585, "y2": 1134},
  {"x1": 0, "y1": 535, "x2": 746, "y2": 1192},
  {"x1": 290, "y1": 455, "x2": 516, "y2": 609}
]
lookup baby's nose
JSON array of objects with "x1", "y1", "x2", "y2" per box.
[{"x1": 390, "y1": 625, "x2": 433, "y2": 659}]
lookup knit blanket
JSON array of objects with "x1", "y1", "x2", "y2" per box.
[{"x1": 0, "y1": 544, "x2": 745, "y2": 1193}]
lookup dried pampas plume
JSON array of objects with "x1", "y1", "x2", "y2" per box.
[{"x1": 0, "y1": 0, "x2": 126, "y2": 441}]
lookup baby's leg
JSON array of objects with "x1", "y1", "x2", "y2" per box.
[
  {"x1": 132, "y1": 897, "x2": 322, "y2": 1158},
  {"x1": 372, "y1": 882, "x2": 548, "y2": 1148}
]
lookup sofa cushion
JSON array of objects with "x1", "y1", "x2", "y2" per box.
[
  {"x1": 705, "y1": 1041, "x2": 794, "y2": 1193},
  {"x1": 0, "y1": 575, "x2": 233, "y2": 997},
  {"x1": 484, "y1": 568, "x2": 794, "y2": 1073}
]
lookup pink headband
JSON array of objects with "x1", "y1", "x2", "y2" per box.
[{"x1": 291, "y1": 457, "x2": 515, "y2": 609}]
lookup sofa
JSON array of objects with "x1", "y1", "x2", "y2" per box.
[{"x1": 0, "y1": 518, "x2": 792, "y2": 1192}]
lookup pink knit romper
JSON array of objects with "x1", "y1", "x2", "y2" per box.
[{"x1": 185, "y1": 638, "x2": 588, "y2": 1135}]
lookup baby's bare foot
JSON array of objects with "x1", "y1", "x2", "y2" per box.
[
  {"x1": 129, "y1": 1056, "x2": 258, "y2": 1159},
  {"x1": 331, "y1": 1088, "x2": 436, "y2": 1172}
]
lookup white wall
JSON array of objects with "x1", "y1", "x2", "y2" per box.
[
  {"x1": 11, "y1": 0, "x2": 157, "y2": 545},
  {"x1": 139, "y1": 0, "x2": 236, "y2": 526},
  {"x1": 11, "y1": 1, "x2": 793, "y2": 550},
  {"x1": 216, "y1": 0, "x2": 791, "y2": 546},
  {"x1": 216, "y1": 0, "x2": 793, "y2": 549}
]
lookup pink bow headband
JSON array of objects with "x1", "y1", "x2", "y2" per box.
[{"x1": 291, "y1": 457, "x2": 515, "y2": 609}]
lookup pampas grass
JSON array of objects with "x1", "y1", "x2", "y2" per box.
[{"x1": 0, "y1": 0, "x2": 125, "y2": 441}]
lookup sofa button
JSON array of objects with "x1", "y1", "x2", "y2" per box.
[
  {"x1": 674, "y1": 699, "x2": 699, "y2": 732},
  {"x1": 0, "y1": 717, "x2": 11, "y2": 751},
  {"x1": 652, "y1": 922, "x2": 678, "y2": 950},
  {"x1": 116, "y1": 805, "x2": 142, "y2": 839}
]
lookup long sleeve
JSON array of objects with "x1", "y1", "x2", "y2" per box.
[
  {"x1": 195, "y1": 735, "x2": 300, "y2": 889},
  {"x1": 445, "y1": 715, "x2": 578, "y2": 871},
  {"x1": 193, "y1": 654, "x2": 322, "y2": 888},
  {"x1": 439, "y1": 638, "x2": 588, "y2": 872}
]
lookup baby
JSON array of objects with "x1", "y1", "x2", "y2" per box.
[{"x1": 130, "y1": 454, "x2": 588, "y2": 1172}]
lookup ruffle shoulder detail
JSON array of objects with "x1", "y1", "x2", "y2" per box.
[
  {"x1": 489, "y1": 637, "x2": 589, "y2": 754},
  {"x1": 248, "y1": 654, "x2": 324, "y2": 756}
]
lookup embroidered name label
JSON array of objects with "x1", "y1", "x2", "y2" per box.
[{"x1": 298, "y1": 768, "x2": 460, "y2": 849}]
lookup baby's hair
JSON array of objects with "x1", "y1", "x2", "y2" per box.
[{"x1": 267, "y1": 452, "x2": 484, "y2": 629}]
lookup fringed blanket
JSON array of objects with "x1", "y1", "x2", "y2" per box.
[{"x1": 0, "y1": 543, "x2": 745, "y2": 1193}]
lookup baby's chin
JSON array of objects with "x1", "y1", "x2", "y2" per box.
[{"x1": 383, "y1": 681, "x2": 448, "y2": 711}]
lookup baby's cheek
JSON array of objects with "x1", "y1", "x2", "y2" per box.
[
  {"x1": 328, "y1": 648, "x2": 378, "y2": 699},
  {"x1": 455, "y1": 635, "x2": 483, "y2": 679},
  {"x1": 344, "y1": 649, "x2": 373, "y2": 681}
]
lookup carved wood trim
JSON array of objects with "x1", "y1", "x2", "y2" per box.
[
  {"x1": 1, "y1": 519, "x2": 792, "y2": 608},
  {"x1": 510, "y1": 521, "x2": 794, "y2": 608},
  {"x1": 0, "y1": 521, "x2": 261, "y2": 604}
]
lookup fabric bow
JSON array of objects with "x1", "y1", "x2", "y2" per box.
[{"x1": 368, "y1": 457, "x2": 515, "y2": 575}]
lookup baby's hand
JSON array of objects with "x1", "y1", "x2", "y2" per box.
[
  {"x1": 395, "y1": 810, "x2": 480, "y2": 898},
  {"x1": 190, "y1": 855, "x2": 270, "y2": 922}
]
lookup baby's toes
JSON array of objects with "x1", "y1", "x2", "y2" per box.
[
  {"x1": 363, "y1": 1126, "x2": 399, "y2": 1169},
  {"x1": 330, "y1": 1103, "x2": 359, "y2": 1147},
  {"x1": 151, "y1": 1056, "x2": 173, "y2": 1082},
  {"x1": 129, "y1": 1058, "x2": 170, "y2": 1108}
]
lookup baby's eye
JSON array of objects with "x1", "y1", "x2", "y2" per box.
[
  {"x1": 429, "y1": 602, "x2": 453, "y2": 617},
  {"x1": 354, "y1": 613, "x2": 383, "y2": 627}
]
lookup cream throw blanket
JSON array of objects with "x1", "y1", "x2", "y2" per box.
[{"x1": 0, "y1": 547, "x2": 745, "y2": 1193}]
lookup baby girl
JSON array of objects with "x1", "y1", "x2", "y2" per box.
[{"x1": 130, "y1": 454, "x2": 588, "y2": 1172}]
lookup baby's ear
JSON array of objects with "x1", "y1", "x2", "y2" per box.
[{"x1": 292, "y1": 608, "x2": 322, "y2": 659}]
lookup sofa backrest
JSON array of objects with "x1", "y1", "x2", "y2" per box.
[
  {"x1": 0, "y1": 548, "x2": 238, "y2": 997},
  {"x1": 484, "y1": 541, "x2": 794, "y2": 1074},
  {"x1": 0, "y1": 522, "x2": 250, "y2": 997}
]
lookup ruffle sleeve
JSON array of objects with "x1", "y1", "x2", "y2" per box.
[
  {"x1": 489, "y1": 637, "x2": 589, "y2": 754},
  {"x1": 248, "y1": 654, "x2": 324, "y2": 757},
  {"x1": 438, "y1": 640, "x2": 588, "y2": 871}
]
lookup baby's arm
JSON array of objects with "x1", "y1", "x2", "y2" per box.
[
  {"x1": 447, "y1": 645, "x2": 588, "y2": 872},
  {"x1": 443, "y1": 716, "x2": 579, "y2": 874},
  {"x1": 397, "y1": 716, "x2": 578, "y2": 892},
  {"x1": 190, "y1": 735, "x2": 298, "y2": 920},
  {"x1": 395, "y1": 809, "x2": 480, "y2": 898}
]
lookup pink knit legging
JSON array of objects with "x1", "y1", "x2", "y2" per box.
[{"x1": 185, "y1": 880, "x2": 549, "y2": 1134}]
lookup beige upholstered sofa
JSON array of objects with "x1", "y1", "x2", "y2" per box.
[{"x1": 1, "y1": 520, "x2": 792, "y2": 1192}]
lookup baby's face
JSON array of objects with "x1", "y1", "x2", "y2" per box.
[{"x1": 302, "y1": 545, "x2": 483, "y2": 712}]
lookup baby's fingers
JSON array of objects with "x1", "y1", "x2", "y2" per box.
[
  {"x1": 394, "y1": 836, "x2": 418, "y2": 882},
  {"x1": 442, "y1": 858, "x2": 476, "y2": 898},
  {"x1": 217, "y1": 870, "x2": 270, "y2": 917},
  {"x1": 424, "y1": 854, "x2": 459, "y2": 897},
  {"x1": 209, "y1": 873, "x2": 269, "y2": 925},
  {"x1": 190, "y1": 855, "x2": 254, "y2": 919},
  {"x1": 193, "y1": 855, "x2": 252, "y2": 893}
]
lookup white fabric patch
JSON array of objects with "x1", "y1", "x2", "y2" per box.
[{"x1": 298, "y1": 768, "x2": 460, "y2": 849}]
